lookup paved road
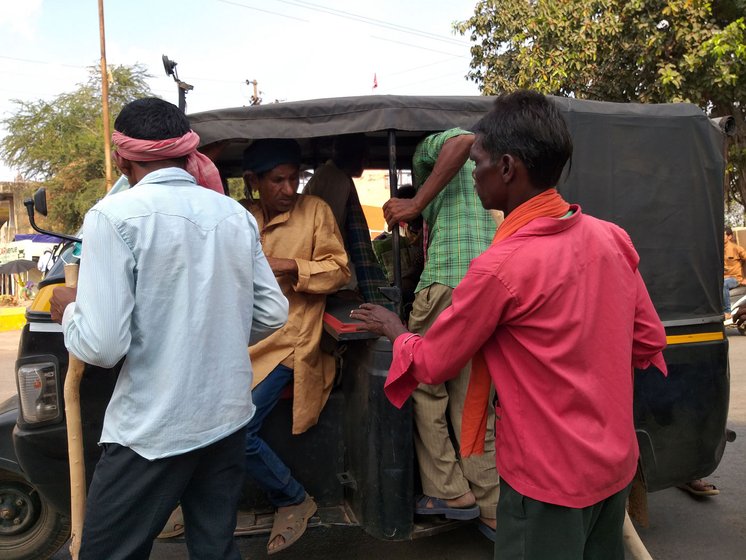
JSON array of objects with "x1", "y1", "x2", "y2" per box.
[{"x1": 2, "y1": 329, "x2": 745, "y2": 559}]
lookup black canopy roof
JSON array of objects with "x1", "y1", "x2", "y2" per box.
[{"x1": 190, "y1": 94, "x2": 726, "y2": 323}]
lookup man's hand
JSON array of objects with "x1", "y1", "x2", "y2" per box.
[
  {"x1": 267, "y1": 257, "x2": 298, "y2": 278},
  {"x1": 350, "y1": 303, "x2": 408, "y2": 342},
  {"x1": 50, "y1": 286, "x2": 77, "y2": 324},
  {"x1": 383, "y1": 198, "x2": 422, "y2": 229}
]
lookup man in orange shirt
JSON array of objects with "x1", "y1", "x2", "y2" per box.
[
  {"x1": 723, "y1": 226, "x2": 746, "y2": 319},
  {"x1": 242, "y1": 139, "x2": 351, "y2": 554}
]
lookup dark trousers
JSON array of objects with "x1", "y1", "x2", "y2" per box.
[
  {"x1": 494, "y1": 479, "x2": 630, "y2": 560},
  {"x1": 79, "y1": 427, "x2": 246, "y2": 560}
]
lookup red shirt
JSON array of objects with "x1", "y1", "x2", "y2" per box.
[{"x1": 385, "y1": 206, "x2": 667, "y2": 508}]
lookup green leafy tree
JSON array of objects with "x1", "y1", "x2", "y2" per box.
[
  {"x1": 455, "y1": 0, "x2": 746, "y2": 209},
  {"x1": 1, "y1": 64, "x2": 153, "y2": 231}
]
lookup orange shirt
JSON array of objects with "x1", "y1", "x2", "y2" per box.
[
  {"x1": 724, "y1": 240, "x2": 746, "y2": 282},
  {"x1": 249, "y1": 195, "x2": 350, "y2": 434}
]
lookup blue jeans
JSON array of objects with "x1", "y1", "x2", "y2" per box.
[
  {"x1": 245, "y1": 364, "x2": 306, "y2": 507},
  {"x1": 724, "y1": 277, "x2": 739, "y2": 312}
]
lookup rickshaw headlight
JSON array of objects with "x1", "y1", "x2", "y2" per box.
[{"x1": 17, "y1": 361, "x2": 61, "y2": 424}]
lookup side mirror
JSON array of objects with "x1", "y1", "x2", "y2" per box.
[
  {"x1": 33, "y1": 188, "x2": 48, "y2": 216},
  {"x1": 22, "y1": 187, "x2": 81, "y2": 244}
]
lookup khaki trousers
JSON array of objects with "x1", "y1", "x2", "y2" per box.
[{"x1": 409, "y1": 283, "x2": 500, "y2": 518}]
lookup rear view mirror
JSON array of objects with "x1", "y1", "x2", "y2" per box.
[
  {"x1": 33, "y1": 188, "x2": 48, "y2": 217},
  {"x1": 23, "y1": 187, "x2": 81, "y2": 244}
]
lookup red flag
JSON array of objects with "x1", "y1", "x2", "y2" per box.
[{"x1": 372, "y1": 73, "x2": 378, "y2": 89}]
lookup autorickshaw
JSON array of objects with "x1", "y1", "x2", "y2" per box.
[{"x1": 0, "y1": 94, "x2": 736, "y2": 559}]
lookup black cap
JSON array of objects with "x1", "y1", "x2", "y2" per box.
[{"x1": 242, "y1": 139, "x2": 301, "y2": 174}]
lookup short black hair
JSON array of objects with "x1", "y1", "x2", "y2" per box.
[
  {"x1": 726, "y1": 226, "x2": 734, "y2": 236},
  {"x1": 114, "y1": 98, "x2": 190, "y2": 140},
  {"x1": 472, "y1": 90, "x2": 572, "y2": 189}
]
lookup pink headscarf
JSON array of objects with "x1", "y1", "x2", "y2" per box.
[{"x1": 112, "y1": 130, "x2": 224, "y2": 193}]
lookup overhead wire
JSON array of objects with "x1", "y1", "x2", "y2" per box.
[
  {"x1": 268, "y1": 0, "x2": 469, "y2": 46},
  {"x1": 0, "y1": 54, "x2": 86, "y2": 69},
  {"x1": 214, "y1": 0, "x2": 308, "y2": 22},
  {"x1": 370, "y1": 35, "x2": 468, "y2": 58}
]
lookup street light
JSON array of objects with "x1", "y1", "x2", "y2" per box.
[{"x1": 162, "y1": 54, "x2": 194, "y2": 113}]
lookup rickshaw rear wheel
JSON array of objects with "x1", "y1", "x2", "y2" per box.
[{"x1": 0, "y1": 470, "x2": 70, "y2": 560}]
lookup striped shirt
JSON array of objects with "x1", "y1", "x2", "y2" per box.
[{"x1": 413, "y1": 128, "x2": 496, "y2": 291}]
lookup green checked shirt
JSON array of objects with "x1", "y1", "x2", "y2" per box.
[{"x1": 413, "y1": 128, "x2": 496, "y2": 292}]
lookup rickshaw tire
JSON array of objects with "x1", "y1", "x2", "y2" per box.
[{"x1": 0, "y1": 470, "x2": 71, "y2": 560}]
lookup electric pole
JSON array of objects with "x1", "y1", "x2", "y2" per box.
[
  {"x1": 246, "y1": 79, "x2": 262, "y2": 106},
  {"x1": 98, "y1": 0, "x2": 112, "y2": 191}
]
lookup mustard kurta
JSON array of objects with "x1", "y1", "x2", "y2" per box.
[{"x1": 249, "y1": 195, "x2": 350, "y2": 434}]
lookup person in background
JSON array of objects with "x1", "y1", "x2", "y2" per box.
[
  {"x1": 304, "y1": 134, "x2": 392, "y2": 308},
  {"x1": 242, "y1": 139, "x2": 351, "y2": 554},
  {"x1": 723, "y1": 226, "x2": 746, "y2": 320},
  {"x1": 49, "y1": 98, "x2": 288, "y2": 560},
  {"x1": 383, "y1": 128, "x2": 500, "y2": 539},
  {"x1": 352, "y1": 90, "x2": 667, "y2": 560}
]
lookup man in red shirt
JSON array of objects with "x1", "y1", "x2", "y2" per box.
[{"x1": 351, "y1": 90, "x2": 667, "y2": 560}]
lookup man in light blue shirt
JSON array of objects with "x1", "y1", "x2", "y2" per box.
[{"x1": 50, "y1": 98, "x2": 288, "y2": 559}]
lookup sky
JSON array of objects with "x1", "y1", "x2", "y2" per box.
[{"x1": 0, "y1": 0, "x2": 482, "y2": 181}]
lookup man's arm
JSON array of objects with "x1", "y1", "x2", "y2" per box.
[
  {"x1": 737, "y1": 245, "x2": 746, "y2": 285},
  {"x1": 59, "y1": 210, "x2": 135, "y2": 368},
  {"x1": 383, "y1": 133, "x2": 474, "y2": 227},
  {"x1": 352, "y1": 267, "x2": 506, "y2": 407},
  {"x1": 631, "y1": 270, "x2": 668, "y2": 374},
  {"x1": 293, "y1": 202, "x2": 351, "y2": 294},
  {"x1": 250, "y1": 224, "x2": 289, "y2": 345}
]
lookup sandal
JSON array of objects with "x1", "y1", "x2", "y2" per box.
[
  {"x1": 157, "y1": 505, "x2": 185, "y2": 539},
  {"x1": 476, "y1": 518, "x2": 496, "y2": 542},
  {"x1": 414, "y1": 494, "x2": 480, "y2": 520},
  {"x1": 267, "y1": 494, "x2": 317, "y2": 555},
  {"x1": 677, "y1": 479, "x2": 720, "y2": 497}
]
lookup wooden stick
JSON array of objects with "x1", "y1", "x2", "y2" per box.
[
  {"x1": 63, "y1": 263, "x2": 86, "y2": 560},
  {"x1": 623, "y1": 510, "x2": 654, "y2": 560},
  {"x1": 627, "y1": 472, "x2": 649, "y2": 527}
]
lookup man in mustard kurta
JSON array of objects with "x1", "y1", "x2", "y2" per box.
[{"x1": 242, "y1": 139, "x2": 350, "y2": 554}]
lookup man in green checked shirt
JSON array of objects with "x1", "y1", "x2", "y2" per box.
[{"x1": 383, "y1": 128, "x2": 500, "y2": 537}]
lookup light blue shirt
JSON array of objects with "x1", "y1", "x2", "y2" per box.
[{"x1": 62, "y1": 168, "x2": 288, "y2": 460}]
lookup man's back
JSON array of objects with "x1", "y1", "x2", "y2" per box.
[
  {"x1": 413, "y1": 129, "x2": 495, "y2": 290},
  {"x1": 65, "y1": 168, "x2": 287, "y2": 459}
]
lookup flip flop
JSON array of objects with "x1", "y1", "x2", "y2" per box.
[
  {"x1": 677, "y1": 480, "x2": 720, "y2": 497},
  {"x1": 414, "y1": 494, "x2": 480, "y2": 521},
  {"x1": 157, "y1": 505, "x2": 184, "y2": 539},
  {"x1": 476, "y1": 519, "x2": 496, "y2": 542},
  {"x1": 267, "y1": 494, "x2": 318, "y2": 555}
]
